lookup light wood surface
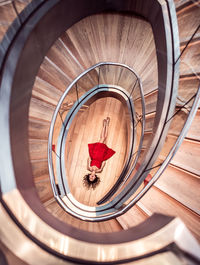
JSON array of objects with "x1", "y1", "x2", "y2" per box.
[
  {"x1": 65, "y1": 97, "x2": 127, "y2": 206},
  {"x1": 176, "y1": 1, "x2": 200, "y2": 43},
  {"x1": 140, "y1": 186, "x2": 200, "y2": 242},
  {"x1": 155, "y1": 164, "x2": 200, "y2": 214},
  {"x1": 117, "y1": 205, "x2": 148, "y2": 229},
  {"x1": 0, "y1": 0, "x2": 31, "y2": 42},
  {"x1": 44, "y1": 197, "x2": 122, "y2": 233}
]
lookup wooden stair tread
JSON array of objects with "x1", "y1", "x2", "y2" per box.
[
  {"x1": 117, "y1": 205, "x2": 148, "y2": 229},
  {"x1": 155, "y1": 164, "x2": 200, "y2": 214},
  {"x1": 140, "y1": 186, "x2": 200, "y2": 242},
  {"x1": 45, "y1": 198, "x2": 122, "y2": 233}
]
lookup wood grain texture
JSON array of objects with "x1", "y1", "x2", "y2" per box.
[
  {"x1": 177, "y1": 2, "x2": 200, "y2": 43},
  {"x1": 155, "y1": 164, "x2": 200, "y2": 214},
  {"x1": 0, "y1": 3, "x2": 17, "y2": 42},
  {"x1": 0, "y1": 0, "x2": 31, "y2": 42},
  {"x1": 117, "y1": 205, "x2": 148, "y2": 229},
  {"x1": 159, "y1": 135, "x2": 200, "y2": 176},
  {"x1": 186, "y1": 110, "x2": 200, "y2": 141},
  {"x1": 140, "y1": 186, "x2": 200, "y2": 242},
  {"x1": 180, "y1": 40, "x2": 200, "y2": 76},
  {"x1": 44, "y1": 198, "x2": 122, "y2": 233},
  {"x1": 170, "y1": 138, "x2": 200, "y2": 176},
  {"x1": 65, "y1": 97, "x2": 127, "y2": 206}
]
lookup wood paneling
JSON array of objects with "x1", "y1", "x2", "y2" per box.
[
  {"x1": 32, "y1": 77, "x2": 62, "y2": 106},
  {"x1": 0, "y1": 2, "x2": 17, "y2": 42},
  {"x1": 117, "y1": 205, "x2": 148, "y2": 229},
  {"x1": 140, "y1": 186, "x2": 200, "y2": 242},
  {"x1": 31, "y1": 159, "x2": 49, "y2": 178},
  {"x1": 53, "y1": 13, "x2": 157, "y2": 94},
  {"x1": 29, "y1": 117, "x2": 50, "y2": 140},
  {"x1": 45, "y1": 198, "x2": 122, "y2": 233},
  {"x1": 134, "y1": 90, "x2": 158, "y2": 115},
  {"x1": 171, "y1": 138, "x2": 200, "y2": 176},
  {"x1": 155, "y1": 164, "x2": 200, "y2": 214},
  {"x1": 29, "y1": 139, "x2": 48, "y2": 160},
  {"x1": 0, "y1": 0, "x2": 31, "y2": 42},
  {"x1": 180, "y1": 41, "x2": 200, "y2": 76},
  {"x1": 186, "y1": 110, "x2": 200, "y2": 141},
  {"x1": 34, "y1": 175, "x2": 54, "y2": 203},
  {"x1": 29, "y1": 97, "x2": 55, "y2": 122},
  {"x1": 177, "y1": 2, "x2": 200, "y2": 43}
]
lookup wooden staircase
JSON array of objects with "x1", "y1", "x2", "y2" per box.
[{"x1": 0, "y1": 0, "x2": 199, "y2": 242}]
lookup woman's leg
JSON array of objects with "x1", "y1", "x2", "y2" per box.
[{"x1": 99, "y1": 117, "x2": 110, "y2": 143}]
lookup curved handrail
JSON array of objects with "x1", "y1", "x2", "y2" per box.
[{"x1": 48, "y1": 62, "x2": 146, "y2": 217}]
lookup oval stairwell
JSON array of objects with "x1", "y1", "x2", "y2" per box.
[{"x1": 0, "y1": 0, "x2": 200, "y2": 264}]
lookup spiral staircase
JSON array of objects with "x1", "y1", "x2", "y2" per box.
[{"x1": 0, "y1": 0, "x2": 200, "y2": 264}]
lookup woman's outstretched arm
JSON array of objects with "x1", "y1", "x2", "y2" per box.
[{"x1": 87, "y1": 157, "x2": 92, "y2": 171}]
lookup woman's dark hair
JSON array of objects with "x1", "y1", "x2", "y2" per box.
[{"x1": 83, "y1": 174, "x2": 100, "y2": 189}]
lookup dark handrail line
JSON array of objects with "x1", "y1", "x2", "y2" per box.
[
  {"x1": 175, "y1": 0, "x2": 197, "y2": 12},
  {"x1": 144, "y1": 162, "x2": 163, "y2": 173},
  {"x1": 75, "y1": 82, "x2": 79, "y2": 103},
  {"x1": 11, "y1": 1, "x2": 22, "y2": 25},
  {"x1": 0, "y1": 0, "x2": 45, "y2": 67},
  {"x1": 130, "y1": 79, "x2": 138, "y2": 96},
  {"x1": 58, "y1": 111, "x2": 64, "y2": 126},
  {"x1": 175, "y1": 24, "x2": 200, "y2": 65},
  {"x1": 133, "y1": 87, "x2": 158, "y2": 102},
  {"x1": 166, "y1": 93, "x2": 196, "y2": 124}
]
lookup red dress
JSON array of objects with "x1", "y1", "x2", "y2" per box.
[{"x1": 88, "y1": 142, "x2": 115, "y2": 169}]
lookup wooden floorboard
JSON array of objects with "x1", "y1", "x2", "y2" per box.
[{"x1": 65, "y1": 97, "x2": 127, "y2": 206}]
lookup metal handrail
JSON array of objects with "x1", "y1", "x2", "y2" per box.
[{"x1": 48, "y1": 62, "x2": 146, "y2": 218}]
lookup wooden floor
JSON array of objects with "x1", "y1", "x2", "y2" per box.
[{"x1": 65, "y1": 97, "x2": 127, "y2": 206}]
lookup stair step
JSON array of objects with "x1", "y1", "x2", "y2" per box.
[
  {"x1": 177, "y1": 1, "x2": 200, "y2": 43},
  {"x1": 45, "y1": 198, "x2": 122, "y2": 233},
  {"x1": 117, "y1": 205, "x2": 148, "y2": 229},
  {"x1": 29, "y1": 97, "x2": 55, "y2": 122},
  {"x1": 31, "y1": 159, "x2": 49, "y2": 178},
  {"x1": 0, "y1": 0, "x2": 33, "y2": 41},
  {"x1": 29, "y1": 117, "x2": 50, "y2": 140},
  {"x1": 34, "y1": 174, "x2": 54, "y2": 203},
  {"x1": 155, "y1": 164, "x2": 200, "y2": 215},
  {"x1": 134, "y1": 89, "x2": 158, "y2": 115},
  {"x1": 29, "y1": 139, "x2": 48, "y2": 160},
  {"x1": 170, "y1": 138, "x2": 200, "y2": 176},
  {"x1": 186, "y1": 109, "x2": 200, "y2": 141},
  {"x1": 32, "y1": 77, "x2": 63, "y2": 106},
  {"x1": 140, "y1": 186, "x2": 200, "y2": 242},
  {"x1": 37, "y1": 56, "x2": 71, "y2": 92},
  {"x1": 180, "y1": 40, "x2": 200, "y2": 76}
]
